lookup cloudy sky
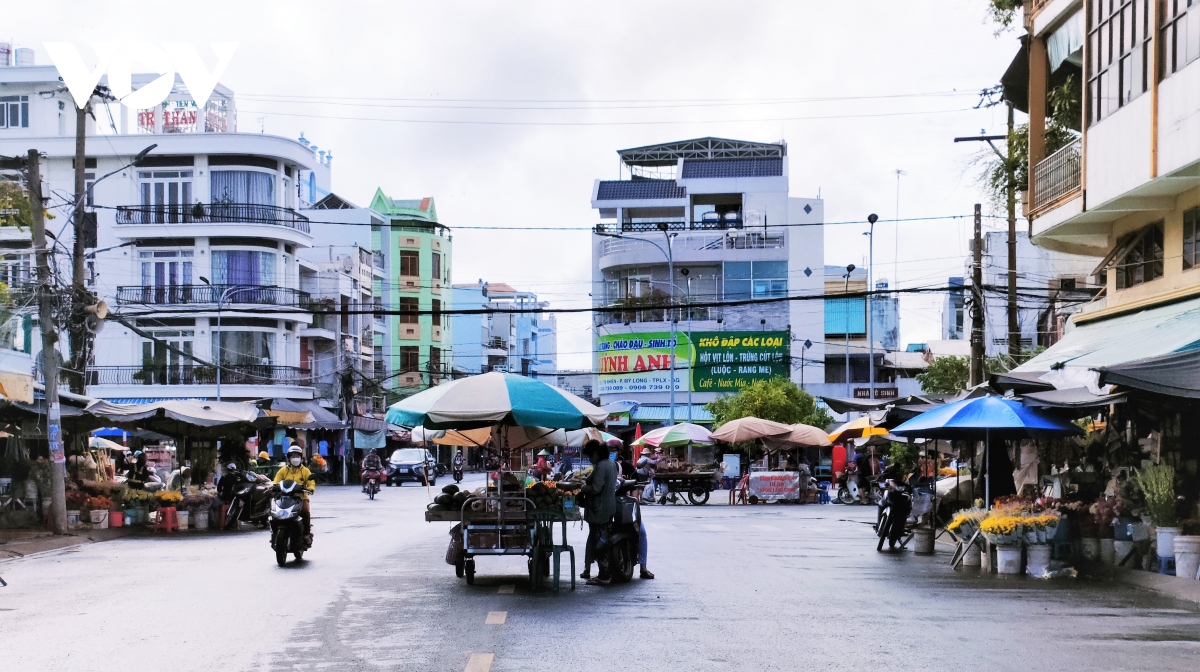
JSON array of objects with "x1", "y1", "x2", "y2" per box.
[{"x1": 18, "y1": 0, "x2": 1023, "y2": 370}]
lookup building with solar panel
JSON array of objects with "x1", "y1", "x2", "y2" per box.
[{"x1": 589, "y1": 137, "x2": 825, "y2": 421}]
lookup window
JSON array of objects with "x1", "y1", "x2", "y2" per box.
[
  {"x1": 400, "y1": 250, "x2": 419, "y2": 277},
  {"x1": 139, "y1": 170, "x2": 193, "y2": 223},
  {"x1": 431, "y1": 252, "x2": 441, "y2": 280},
  {"x1": 723, "y1": 261, "x2": 787, "y2": 299},
  {"x1": 140, "y1": 330, "x2": 195, "y2": 384},
  {"x1": 1112, "y1": 222, "x2": 1164, "y2": 289},
  {"x1": 432, "y1": 298, "x2": 442, "y2": 327},
  {"x1": 399, "y1": 297, "x2": 419, "y2": 324},
  {"x1": 210, "y1": 170, "x2": 274, "y2": 205},
  {"x1": 139, "y1": 250, "x2": 194, "y2": 303},
  {"x1": 724, "y1": 262, "x2": 752, "y2": 300},
  {"x1": 211, "y1": 249, "x2": 276, "y2": 286},
  {"x1": 1162, "y1": 0, "x2": 1200, "y2": 78},
  {"x1": 0, "y1": 96, "x2": 29, "y2": 129},
  {"x1": 400, "y1": 346, "x2": 420, "y2": 372},
  {"x1": 212, "y1": 331, "x2": 275, "y2": 366},
  {"x1": 1088, "y1": 0, "x2": 1153, "y2": 126},
  {"x1": 429, "y1": 346, "x2": 442, "y2": 373},
  {"x1": 1183, "y1": 207, "x2": 1200, "y2": 270},
  {"x1": 825, "y1": 297, "x2": 867, "y2": 336}
]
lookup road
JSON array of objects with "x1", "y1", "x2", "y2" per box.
[{"x1": 3, "y1": 475, "x2": 1200, "y2": 671}]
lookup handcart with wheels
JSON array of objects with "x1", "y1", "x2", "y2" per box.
[{"x1": 653, "y1": 471, "x2": 716, "y2": 505}]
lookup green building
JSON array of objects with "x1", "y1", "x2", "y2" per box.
[{"x1": 369, "y1": 188, "x2": 452, "y2": 397}]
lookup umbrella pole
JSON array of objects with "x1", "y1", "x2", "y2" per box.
[
  {"x1": 984, "y1": 429, "x2": 990, "y2": 511},
  {"x1": 424, "y1": 436, "x2": 434, "y2": 503}
]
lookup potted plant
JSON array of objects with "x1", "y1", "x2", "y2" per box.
[
  {"x1": 980, "y1": 514, "x2": 1025, "y2": 574},
  {"x1": 1138, "y1": 464, "x2": 1180, "y2": 560},
  {"x1": 123, "y1": 488, "x2": 153, "y2": 523},
  {"x1": 181, "y1": 492, "x2": 217, "y2": 530},
  {"x1": 1090, "y1": 498, "x2": 1121, "y2": 564},
  {"x1": 1174, "y1": 520, "x2": 1200, "y2": 581},
  {"x1": 65, "y1": 490, "x2": 89, "y2": 527},
  {"x1": 87, "y1": 496, "x2": 113, "y2": 529}
]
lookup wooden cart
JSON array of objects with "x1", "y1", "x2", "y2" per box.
[{"x1": 654, "y1": 471, "x2": 717, "y2": 505}]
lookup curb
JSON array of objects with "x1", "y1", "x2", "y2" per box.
[{"x1": 1105, "y1": 565, "x2": 1200, "y2": 606}]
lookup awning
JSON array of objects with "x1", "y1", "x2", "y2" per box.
[
  {"x1": 629, "y1": 404, "x2": 713, "y2": 423},
  {"x1": 352, "y1": 414, "x2": 386, "y2": 432},
  {"x1": 257, "y1": 398, "x2": 347, "y2": 430},
  {"x1": 1098, "y1": 349, "x2": 1200, "y2": 399},
  {"x1": 354, "y1": 429, "x2": 387, "y2": 450},
  {"x1": 1047, "y1": 8, "x2": 1084, "y2": 72},
  {"x1": 85, "y1": 399, "x2": 264, "y2": 428},
  {"x1": 990, "y1": 370, "x2": 1056, "y2": 393},
  {"x1": 1021, "y1": 387, "x2": 1127, "y2": 408},
  {"x1": 1001, "y1": 35, "x2": 1029, "y2": 113},
  {"x1": 1014, "y1": 297, "x2": 1200, "y2": 389}
]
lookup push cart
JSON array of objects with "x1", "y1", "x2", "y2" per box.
[{"x1": 654, "y1": 471, "x2": 717, "y2": 505}]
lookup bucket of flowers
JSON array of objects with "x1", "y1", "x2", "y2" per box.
[
  {"x1": 979, "y1": 515, "x2": 1025, "y2": 548},
  {"x1": 947, "y1": 508, "x2": 988, "y2": 542}
]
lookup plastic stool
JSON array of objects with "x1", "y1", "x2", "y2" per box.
[
  {"x1": 155, "y1": 506, "x2": 179, "y2": 533},
  {"x1": 818, "y1": 487, "x2": 831, "y2": 505},
  {"x1": 1159, "y1": 556, "x2": 1176, "y2": 576}
]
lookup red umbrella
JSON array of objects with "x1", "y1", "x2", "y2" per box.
[{"x1": 633, "y1": 423, "x2": 643, "y2": 463}]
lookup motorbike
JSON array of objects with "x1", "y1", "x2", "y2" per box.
[
  {"x1": 217, "y1": 464, "x2": 273, "y2": 529},
  {"x1": 836, "y1": 465, "x2": 882, "y2": 506},
  {"x1": 874, "y1": 479, "x2": 913, "y2": 552},
  {"x1": 270, "y1": 480, "x2": 312, "y2": 566},
  {"x1": 452, "y1": 462, "x2": 464, "y2": 483},
  {"x1": 361, "y1": 467, "x2": 385, "y2": 499},
  {"x1": 604, "y1": 480, "x2": 643, "y2": 583},
  {"x1": 435, "y1": 463, "x2": 447, "y2": 477}
]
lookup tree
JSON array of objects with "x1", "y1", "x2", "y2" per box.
[
  {"x1": 916, "y1": 356, "x2": 969, "y2": 395},
  {"x1": 706, "y1": 377, "x2": 832, "y2": 430}
]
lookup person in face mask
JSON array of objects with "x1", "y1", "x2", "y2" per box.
[{"x1": 274, "y1": 445, "x2": 316, "y2": 540}]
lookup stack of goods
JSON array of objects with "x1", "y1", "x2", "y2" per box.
[
  {"x1": 430, "y1": 484, "x2": 475, "y2": 512},
  {"x1": 525, "y1": 481, "x2": 565, "y2": 511}
]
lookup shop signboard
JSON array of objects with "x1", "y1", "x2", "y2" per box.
[
  {"x1": 747, "y1": 471, "x2": 800, "y2": 502},
  {"x1": 596, "y1": 330, "x2": 788, "y2": 395}
]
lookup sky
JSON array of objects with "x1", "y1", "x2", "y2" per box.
[{"x1": 15, "y1": 0, "x2": 1026, "y2": 371}]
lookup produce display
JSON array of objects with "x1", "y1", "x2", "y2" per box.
[{"x1": 429, "y1": 484, "x2": 476, "y2": 512}]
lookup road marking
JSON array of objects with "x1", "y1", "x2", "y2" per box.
[
  {"x1": 701, "y1": 524, "x2": 728, "y2": 532},
  {"x1": 485, "y1": 611, "x2": 507, "y2": 624},
  {"x1": 465, "y1": 653, "x2": 494, "y2": 672},
  {"x1": 753, "y1": 524, "x2": 780, "y2": 532},
  {"x1": 652, "y1": 523, "x2": 677, "y2": 530},
  {"x1": 497, "y1": 584, "x2": 515, "y2": 594}
]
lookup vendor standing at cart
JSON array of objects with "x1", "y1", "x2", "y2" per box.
[{"x1": 579, "y1": 440, "x2": 616, "y2": 586}]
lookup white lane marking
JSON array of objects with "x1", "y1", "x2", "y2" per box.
[
  {"x1": 485, "y1": 611, "x2": 507, "y2": 625},
  {"x1": 465, "y1": 653, "x2": 494, "y2": 672},
  {"x1": 753, "y1": 524, "x2": 781, "y2": 532},
  {"x1": 652, "y1": 523, "x2": 677, "y2": 530},
  {"x1": 701, "y1": 524, "x2": 729, "y2": 531},
  {"x1": 497, "y1": 584, "x2": 515, "y2": 594}
]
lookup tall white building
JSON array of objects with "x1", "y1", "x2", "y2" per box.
[
  {"x1": 590, "y1": 137, "x2": 824, "y2": 417},
  {"x1": 450, "y1": 281, "x2": 557, "y2": 378},
  {"x1": 0, "y1": 62, "x2": 329, "y2": 403}
]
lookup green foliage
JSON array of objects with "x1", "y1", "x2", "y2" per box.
[
  {"x1": 1136, "y1": 464, "x2": 1178, "y2": 527},
  {"x1": 0, "y1": 181, "x2": 33, "y2": 229},
  {"x1": 987, "y1": 0, "x2": 1024, "y2": 29},
  {"x1": 888, "y1": 441, "x2": 917, "y2": 474},
  {"x1": 707, "y1": 377, "x2": 832, "y2": 430},
  {"x1": 985, "y1": 346, "x2": 1046, "y2": 374},
  {"x1": 916, "y1": 356, "x2": 969, "y2": 395}
]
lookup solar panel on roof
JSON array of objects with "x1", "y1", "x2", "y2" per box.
[
  {"x1": 681, "y1": 158, "x2": 783, "y2": 179},
  {"x1": 595, "y1": 180, "x2": 686, "y2": 200}
]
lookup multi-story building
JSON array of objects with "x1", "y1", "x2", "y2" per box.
[
  {"x1": 1010, "y1": 1, "x2": 1200, "y2": 384},
  {"x1": 369, "y1": 189, "x2": 451, "y2": 395},
  {"x1": 0, "y1": 61, "x2": 326, "y2": 403},
  {"x1": 822, "y1": 265, "x2": 900, "y2": 397},
  {"x1": 590, "y1": 137, "x2": 824, "y2": 417},
  {"x1": 940, "y1": 231, "x2": 1100, "y2": 356},
  {"x1": 450, "y1": 281, "x2": 557, "y2": 377}
]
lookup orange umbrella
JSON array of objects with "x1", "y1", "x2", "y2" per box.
[{"x1": 827, "y1": 416, "x2": 889, "y2": 443}]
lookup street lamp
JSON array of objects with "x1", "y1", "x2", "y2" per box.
[
  {"x1": 199, "y1": 276, "x2": 241, "y2": 401},
  {"x1": 680, "y1": 268, "x2": 693, "y2": 423},
  {"x1": 841, "y1": 263, "x2": 856, "y2": 397},
  {"x1": 866, "y1": 214, "x2": 878, "y2": 401},
  {"x1": 595, "y1": 224, "x2": 679, "y2": 424},
  {"x1": 79, "y1": 144, "x2": 157, "y2": 215}
]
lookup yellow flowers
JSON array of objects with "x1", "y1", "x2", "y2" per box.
[
  {"x1": 1025, "y1": 514, "x2": 1060, "y2": 529},
  {"x1": 980, "y1": 516, "x2": 1022, "y2": 536},
  {"x1": 947, "y1": 508, "x2": 988, "y2": 532},
  {"x1": 155, "y1": 491, "x2": 183, "y2": 505}
]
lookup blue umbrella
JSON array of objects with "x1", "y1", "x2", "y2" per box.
[{"x1": 890, "y1": 395, "x2": 1082, "y2": 507}]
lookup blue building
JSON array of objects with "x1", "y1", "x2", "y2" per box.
[{"x1": 451, "y1": 281, "x2": 557, "y2": 377}]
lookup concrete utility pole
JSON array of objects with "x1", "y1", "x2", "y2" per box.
[
  {"x1": 28, "y1": 149, "x2": 69, "y2": 535},
  {"x1": 866, "y1": 214, "x2": 878, "y2": 400},
  {"x1": 1006, "y1": 103, "x2": 1021, "y2": 362},
  {"x1": 970, "y1": 204, "x2": 985, "y2": 387}
]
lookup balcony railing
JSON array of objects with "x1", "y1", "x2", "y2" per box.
[
  {"x1": 87, "y1": 364, "x2": 311, "y2": 387},
  {"x1": 598, "y1": 219, "x2": 745, "y2": 234},
  {"x1": 372, "y1": 251, "x2": 385, "y2": 269},
  {"x1": 115, "y1": 202, "x2": 311, "y2": 233},
  {"x1": 1031, "y1": 137, "x2": 1082, "y2": 213},
  {"x1": 115, "y1": 284, "x2": 310, "y2": 307}
]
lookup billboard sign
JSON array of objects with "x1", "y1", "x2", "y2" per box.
[{"x1": 596, "y1": 330, "x2": 788, "y2": 395}]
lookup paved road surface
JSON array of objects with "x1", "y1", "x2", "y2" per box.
[{"x1": 3, "y1": 475, "x2": 1200, "y2": 671}]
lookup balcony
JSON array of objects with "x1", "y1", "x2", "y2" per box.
[
  {"x1": 115, "y1": 202, "x2": 311, "y2": 234},
  {"x1": 1031, "y1": 138, "x2": 1082, "y2": 215},
  {"x1": 88, "y1": 364, "x2": 311, "y2": 387},
  {"x1": 598, "y1": 219, "x2": 744, "y2": 234},
  {"x1": 115, "y1": 284, "x2": 310, "y2": 307},
  {"x1": 372, "y1": 251, "x2": 385, "y2": 270}
]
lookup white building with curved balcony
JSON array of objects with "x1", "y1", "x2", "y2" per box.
[{"x1": 0, "y1": 63, "x2": 329, "y2": 403}]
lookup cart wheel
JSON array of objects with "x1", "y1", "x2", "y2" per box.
[
  {"x1": 687, "y1": 487, "x2": 710, "y2": 505},
  {"x1": 465, "y1": 559, "x2": 476, "y2": 585}
]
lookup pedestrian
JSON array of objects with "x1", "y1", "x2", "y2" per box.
[
  {"x1": 637, "y1": 447, "x2": 662, "y2": 503},
  {"x1": 579, "y1": 439, "x2": 616, "y2": 585}
]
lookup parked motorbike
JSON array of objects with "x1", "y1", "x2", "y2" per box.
[
  {"x1": 270, "y1": 480, "x2": 312, "y2": 566},
  {"x1": 605, "y1": 480, "x2": 643, "y2": 583},
  {"x1": 435, "y1": 463, "x2": 447, "y2": 477},
  {"x1": 836, "y1": 465, "x2": 883, "y2": 506},
  {"x1": 874, "y1": 479, "x2": 913, "y2": 552},
  {"x1": 361, "y1": 468, "x2": 385, "y2": 500},
  {"x1": 217, "y1": 463, "x2": 273, "y2": 529}
]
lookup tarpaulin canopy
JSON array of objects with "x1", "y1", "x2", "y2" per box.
[
  {"x1": 710, "y1": 417, "x2": 793, "y2": 443},
  {"x1": 422, "y1": 425, "x2": 565, "y2": 452},
  {"x1": 1021, "y1": 387, "x2": 1127, "y2": 408},
  {"x1": 385, "y1": 372, "x2": 607, "y2": 430},
  {"x1": 257, "y1": 398, "x2": 347, "y2": 430},
  {"x1": 564, "y1": 428, "x2": 622, "y2": 447},
  {"x1": 85, "y1": 399, "x2": 263, "y2": 428},
  {"x1": 1097, "y1": 348, "x2": 1200, "y2": 398}
]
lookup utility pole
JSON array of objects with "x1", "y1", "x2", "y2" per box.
[
  {"x1": 970, "y1": 204, "x2": 985, "y2": 387},
  {"x1": 28, "y1": 149, "x2": 68, "y2": 535},
  {"x1": 1005, "y1": 103, "x2": 1021, "y2": 362},
  {"x1": 69, "y1": 90, "x2": 92, "y2": 394}
]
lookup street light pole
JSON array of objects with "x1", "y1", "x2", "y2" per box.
[
  {"x1": 199, "y1": 277, "x2": 239, "y2": 401},
  {"x1": 841, "y1": 264, "x2": 856, "y2": 398},
  {"x1": 681, "y1": 269, "x2": 693, "y2": 423},
  {"x1": 866, "y1": 214, "x2": 878, "y2": 401}
]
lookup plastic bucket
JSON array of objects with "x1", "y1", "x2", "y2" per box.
[
  {"x1": 913, "y1": 527, "x2": 935, "y2": 555},
  {"x1": 1113, "y1": 540, "x2": 1135, "y2": 566},
  {"x1": 1099, "y1": 538, "x2": 1115, "y2": 565},
  {"x1": 1026, "y1": 544, "x2": 1052, "y2": 577},
  {"x1": 177, "y1": 509, "x2": 189, "y2": 530},
  {"x1": 962, "y1": 544, "x2": 982, "y2": 567},
  {"x1": 110, "y1": 511, "x2": 123, "y2": 528},
  {"x1": 1080, "y1": 537, "x2": 1101, "y2": 560},
  {"x1": 195, "y1": 510, "x2": 209, "y2": 530},
  {"x1": 1157, "y1": 527, "x2": 1181, "y2": 558},
  {"x1": 89, "y1": 509, "x2": 109, "y2": 529},
  {"x1": 1173, "y1": 536, "x2": 1200, "y2": 580},
  {"x1": 996, "y1": 545, "x2": 1023, "y2": 575},
  {"x1": 66, "y1": 509, "x2": 80, "y2": 526}
]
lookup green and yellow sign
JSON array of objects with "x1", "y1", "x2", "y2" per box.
[{"x1": 596, "y1": 331, "x2": 788, "y2": 395}]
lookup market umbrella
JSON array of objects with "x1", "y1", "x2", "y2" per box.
[
  {"x1": 710, "y1": 417, "x2": 793, "y2": 443},
  {"x1": 432, "y1": 425, "x2": 566, "y2": 451},
  {"x1": 564, "y1": 428, "x2": 621, "y2": 447},
  {"x1": 890, "y1": 395, "x2": 1082, "y2": 505},
  {"x1": 827, "y1": 415, "x2": 890, "y2": 443},
  {"x1": 385, "y1": 372, "x2": 607, "y2": 431},
  {"x1": 631, "y1": 422, "x2": 713, "y2": 449}
]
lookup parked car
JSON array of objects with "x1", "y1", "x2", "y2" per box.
[{"x1": 386, "y1": 448, "x2": 437, "y2": 486}]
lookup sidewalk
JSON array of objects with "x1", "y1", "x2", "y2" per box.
[
  {"x1": 1099, "y1": 564, "x2": 1200, "y2": 606},
  {"x1": 0, "y1": 526, "x2": 140, "y2": 561}
]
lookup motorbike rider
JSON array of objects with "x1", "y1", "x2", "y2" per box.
[
  {"x1": 274, "y1": 445, "x2": 316, "y2": 541},
  {"x1": 579, "y1": 440, "x2": 617, "y2": 586},
  {"x1": 361, "y1": 448, "x2": 384, "y2": 491},
  {"x1": 452, "y1": 450, "x2": 465, "y2": 475}
]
